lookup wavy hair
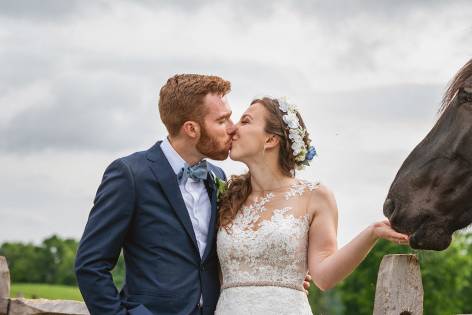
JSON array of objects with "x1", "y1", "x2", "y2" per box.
[{"x1": 218, "y1": 97, "x2": 311, "y2": 229}]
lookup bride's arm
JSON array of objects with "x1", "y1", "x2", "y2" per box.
[{"x1": 307, "y1": 184, "x2": 409, "y2": 291}]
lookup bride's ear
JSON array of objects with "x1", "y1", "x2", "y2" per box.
[{"x1": 264, "y1": 135, "x2": 280, "y2": 150}]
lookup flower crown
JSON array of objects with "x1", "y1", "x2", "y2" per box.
[{"x1": 277, "y1": 97, "x2": 317, "y2": 170}]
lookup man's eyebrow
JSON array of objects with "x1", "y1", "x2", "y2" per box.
[
  {"x1": 217, "y1": 111, "x2": 232, "y2": 120},
  {"x1": 241, "y1": 114, "x2": 252, "y2": 120}
]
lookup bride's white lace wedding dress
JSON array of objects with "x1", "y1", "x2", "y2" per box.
[{"x1": 215, "y1": 179, "x2": 319, "y2": 315}]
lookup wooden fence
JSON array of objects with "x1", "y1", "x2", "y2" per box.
[
  {"x1": 0, "y1": 254, "x2": 470, "y2": 315},
  {"x1": 0, "y1": 256, "x2": 88, "y2": 315},
  {"x1": 373, "y1": 254, "x2": 470, "y2": 315},
  {"x1": 373, "y1": 254, "x2": 423, "y2": 315}
]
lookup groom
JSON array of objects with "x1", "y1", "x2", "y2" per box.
[{"x1": 75, "y1": 74, "x2": 234, "y2": 315}]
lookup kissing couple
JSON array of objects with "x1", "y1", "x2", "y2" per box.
[{"x1": 75, "y1": 74, "x2": 409, "y2": 315}]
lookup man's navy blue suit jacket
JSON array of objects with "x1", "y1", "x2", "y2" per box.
[{"x1": 75, "y1": 141, "x2": 226, "y2": 315}]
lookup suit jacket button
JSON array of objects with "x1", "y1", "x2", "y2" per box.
[{"x1": 200, "y1": 264, "x2": 205, "y2": 271}]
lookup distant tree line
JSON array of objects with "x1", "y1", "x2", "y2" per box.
[
  {"x1": 0, "y1": 235, "x2": 124, "y2": 287},
  {"x1": 309, "y1": 232, "x2": 472, "y2": 315},
  {"x1": 1, "y1": 233, "x2": 471, "y2": 315}
]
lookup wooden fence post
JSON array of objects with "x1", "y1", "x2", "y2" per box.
[
  {"x1": 373, "y1": 254, "x2": 423, "y2": 315},
  {"x1": 0, "y1": 256, "x2": 10, "y2": 315},
  {"x1": 0, "y1": 256, "x2": 89, "y2": 315}
]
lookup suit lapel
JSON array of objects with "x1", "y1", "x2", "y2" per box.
[
  {"x1": 202, "y1": 172, "x2": 218, "y2": 262},
  {"x1": 146, "y1": 142, "x2": 200, "y2": 256}
]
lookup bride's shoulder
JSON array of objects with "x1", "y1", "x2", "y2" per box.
[
  {"x1": 293, "y1": 178, "x2": 323, "y2": 192},
  {"x1": 300, "y1": 180, "x2": 337, "y2": 214},
  {"x1": 303, "y1": 178, "x2": 320, "y2": 187}
]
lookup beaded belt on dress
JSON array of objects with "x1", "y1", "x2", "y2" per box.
[{"x1": 221, "y1": 281, "x2": 305, "y2": 292}]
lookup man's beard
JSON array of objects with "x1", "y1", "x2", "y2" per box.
[{"x1": 196, "y1": 126, "x2": 229, "y2": 160}]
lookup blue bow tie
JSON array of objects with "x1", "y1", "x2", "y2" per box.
[{"x1": 177, "y1": 160, "x2": 208, "y2": 185}]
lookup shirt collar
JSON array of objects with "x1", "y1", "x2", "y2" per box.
[{"x1": 160, "y1": 137, "x2": 187, "y2": 176}]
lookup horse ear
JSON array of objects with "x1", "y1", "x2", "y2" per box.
[{"x1": 441, "y1": 59, "x2": 472, "y2": 112}]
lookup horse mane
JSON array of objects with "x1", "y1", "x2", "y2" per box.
[{"x1": 440, "y1": 58, "x2": 472, "y2": 114}]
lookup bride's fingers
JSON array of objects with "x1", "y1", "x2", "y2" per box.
[
  {"x1": 384, "y1": 228, "x2": 409, "y2": 240},
  {"x1": 391, "y1": 237, "x2": 410, "y2": 245},
  {"x1": 385, "y1": 234, "x2": 406, "y2": 242},
  {"x1": 382, "y1": 219, "x2": 391, "y2": 226}
]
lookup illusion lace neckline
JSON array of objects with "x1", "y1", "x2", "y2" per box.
[
  {"x1": 243, "y1": 180, "x2": 312, "y2": 208},
  {"x1": 217, "y1": 179, "x2": 320, "y2": 295},
  {"x1": 235, "y1": 180, "x2": 319, "y2": 232}
]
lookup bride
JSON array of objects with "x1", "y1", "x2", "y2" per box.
[{"x1": 215, "y1": 97, "x2": 409, "y2": 314}]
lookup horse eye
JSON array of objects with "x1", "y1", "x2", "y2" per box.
[
  {"x1": 411, "y1": 175, "x2": 428, "y2": 188},
  {"x1": 459, "y1": 88, "x2": 472, "y2": 106},
  {"x1": 441, "y1": 187, "x2": 455, "y2": 196}
]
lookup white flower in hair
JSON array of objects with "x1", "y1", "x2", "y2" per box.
[
  {"x1": 289, "y1": 130, "x2": 303, "y2": 142},
  {"x1": 278, "y1": 96, "x2": 291, "y2": 112},
  {"x1": 291, "y1": 141, "x2": 304, "y2": 155},
  {"x1": 277, "y1": 96, "x2": 317, "y2": 170},
  {"x1": 283, "y1": 112, "x2": 300, "y2": 129},
  {"x1": 295, "y1": 147, "x2": 307, "y2": 162}
]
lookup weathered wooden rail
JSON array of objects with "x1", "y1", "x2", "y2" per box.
[
  {"x1": 0, "y1": 257, "x2": 89, "y2": 315},
  {"x1": 0, "y1": 254, "x2": 470, "y2": 315}
]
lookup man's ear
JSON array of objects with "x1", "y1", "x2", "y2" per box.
[
  {"x1": 181, "y1": 121, "x2": 201, "y2": 139},
  {"x1": 265, "y1": 135, "x2": 280, "y2": 150}
]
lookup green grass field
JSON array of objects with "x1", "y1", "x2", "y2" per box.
[{"x1": 11, "y1": 283, "x2": 83, "y2": 301}]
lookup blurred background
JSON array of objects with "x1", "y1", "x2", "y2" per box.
[{"x1": 0, "y1": 1, "x2": 471, "y2": 314}]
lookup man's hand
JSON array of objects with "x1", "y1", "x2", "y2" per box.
[{"x1": 303, "y1": 273, "x2": 312, "y2": 295}]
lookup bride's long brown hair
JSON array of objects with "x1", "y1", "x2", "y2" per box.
[{"x1": 218, "y1": 97, "x2": 311, "y2": 229}]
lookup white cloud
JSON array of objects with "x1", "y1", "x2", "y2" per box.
[{"x1": 0, "y1": 0, "x2": 471, "y2": 246}]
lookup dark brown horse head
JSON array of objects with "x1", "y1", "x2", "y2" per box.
[{"x1": 384, "y1": 58, "x2": 472, "y2": 251}]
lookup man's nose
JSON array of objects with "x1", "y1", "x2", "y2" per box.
[{"x1": 227, "y1": 120, "x2": 237, "y2": 135}]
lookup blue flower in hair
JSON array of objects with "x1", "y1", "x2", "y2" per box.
[{"x1": 305, "y1": 146, "x2": 317, "y2": 161}]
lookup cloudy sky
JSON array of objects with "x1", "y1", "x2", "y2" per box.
[{"x1": 0, "y1": 0, "x2": 471, "y2": 246}]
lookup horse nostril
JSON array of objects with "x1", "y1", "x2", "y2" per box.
[{"x1": 383, "y1": 198, "x2": 395, "y2": 218}]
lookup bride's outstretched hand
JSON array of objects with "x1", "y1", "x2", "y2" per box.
[{"x1": 371, "y1": 219, "x2": 409, "y2": 245}]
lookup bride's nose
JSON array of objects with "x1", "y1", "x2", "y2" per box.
[
  {"x1": 230, "y1": 123, "x2": 240, "y2": 135},
  {"x1": 231, "y1": 128, "x2": 240, "y2": 140},
  {"x1": 227, "y1": 120, "x2": 238, "y2": 135}
]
